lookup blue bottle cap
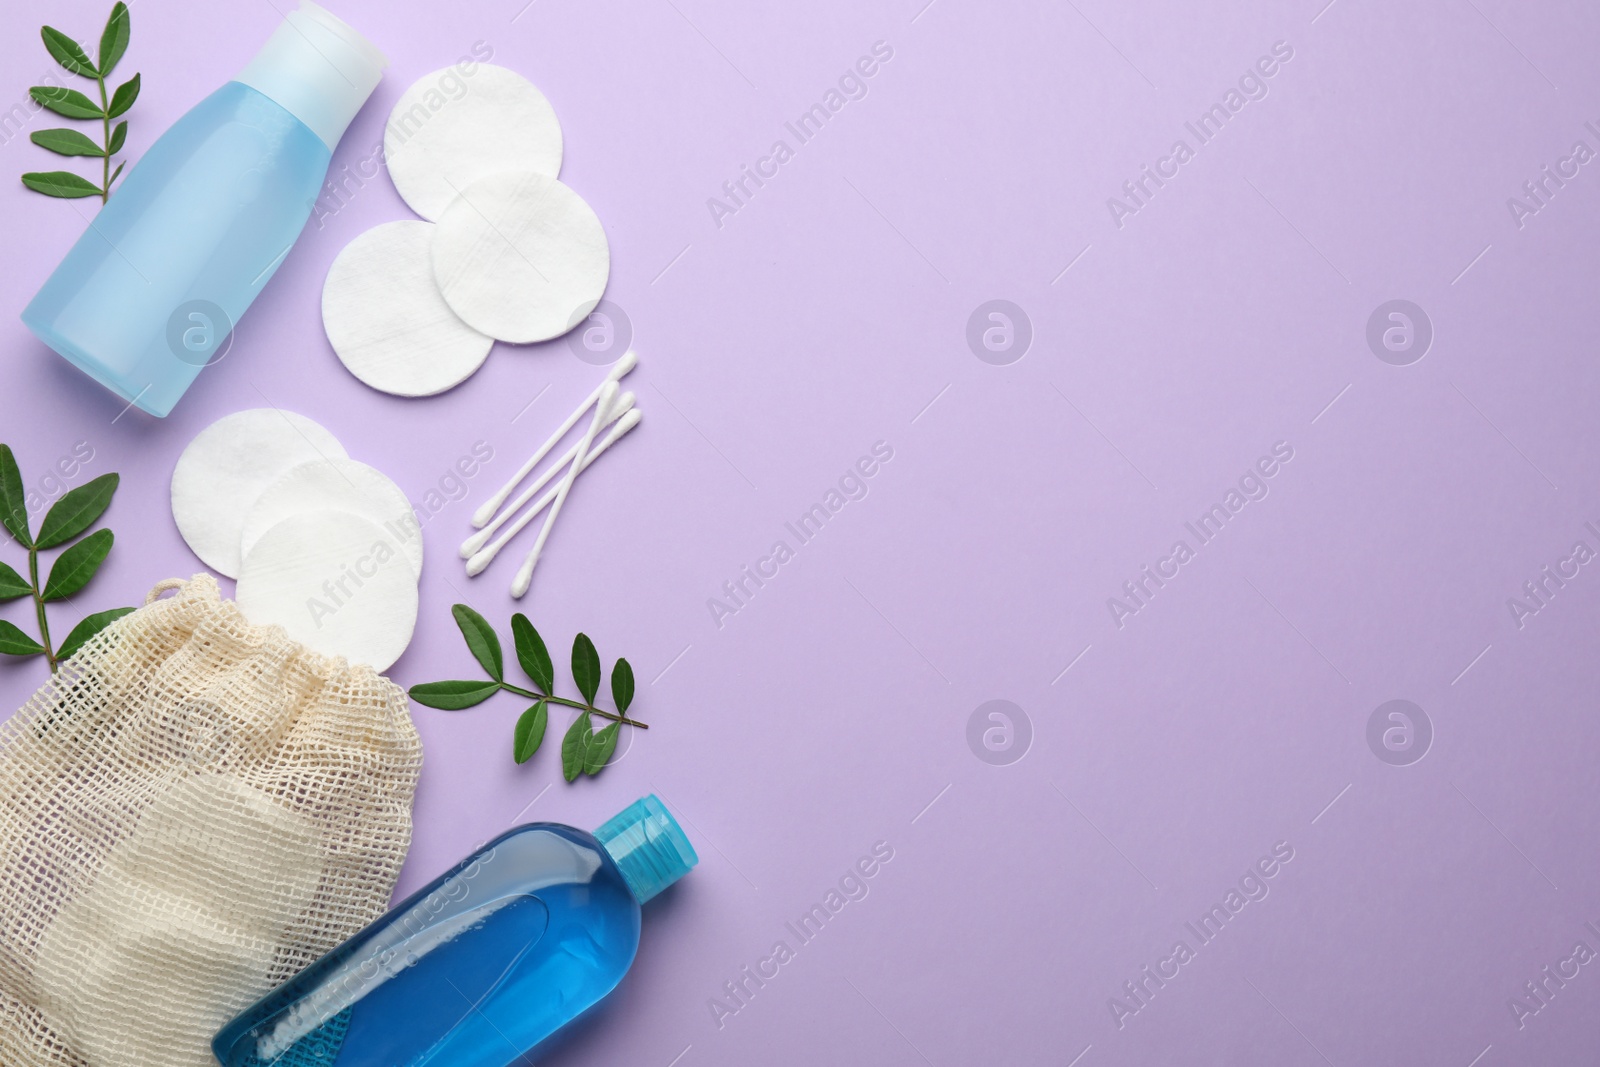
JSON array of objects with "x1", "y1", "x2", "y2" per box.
[{"x1": 595, "y1": 795, "x2": 698, "y2": 905}]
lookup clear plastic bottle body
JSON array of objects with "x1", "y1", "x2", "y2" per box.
[
  {"x1": 21, "y1": 82, "x2": 330, "y2": 417},
  {"x1": 211, "y1": 823, "x2": 643, "y2": 1067}
]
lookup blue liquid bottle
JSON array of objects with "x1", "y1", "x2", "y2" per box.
[
  {"x1": 21, "y1": 2, "x2": 384, "y2": 417},
  {"x1": 212, "y1": 796, "x2": 698, "y2": 1067}
]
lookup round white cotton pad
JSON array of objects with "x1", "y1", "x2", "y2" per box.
[
  {"x1": 236, "y1": 510, "x2": 419, "y2": 672},
  {"x1": 323, "y1": 221, "x2": 494, "y2": 397},
  {"x1": 242, "y1": 458, "x2": 423, "y2": 581},
  {"x1": 171, "y1": 410, "x2": 348, "y2": 578},
  {"x1": 431, "y1": 171, "x2": 610, "y2": 344},
  {"x1": 385, "y1": 64, "x2": 563, "y2": 222}
]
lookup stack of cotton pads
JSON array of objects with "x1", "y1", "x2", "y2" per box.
[
  {"x1": 171, "y1": 410, "x2": 421, "y2": 671},
  {"x1": 322, "y1": 64, "x2": 610, "y2": 397}
]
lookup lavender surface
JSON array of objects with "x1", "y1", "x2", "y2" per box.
[{"x1": 3, "y1": 1, "x2": 1598, "y2": 1063}]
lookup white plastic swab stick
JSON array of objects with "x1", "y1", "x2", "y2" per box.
[
  {"x1": 465, "y1": 408, "x2": 642, "y2": 578},
  {"x1": 471, "y1": 351, "x2": 638, "y2": 528},
  {"x1": 459, "y1": 391, "x2": 635, "y2": 559},
  {"x1": 510, "y1": 382, "x2": 617, "y2": 598}
]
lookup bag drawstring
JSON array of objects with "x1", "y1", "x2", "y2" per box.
[{"x1": 145, "y1": 578, "x2": 188, "y2": 605}]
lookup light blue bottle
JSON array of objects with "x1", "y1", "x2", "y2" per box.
[
  {"x1": 21, "y1": 1, "x2": 384, "y2": 417},
  {"x1": 212, "y1": 795, "x2": 698, "y2": 1067}
]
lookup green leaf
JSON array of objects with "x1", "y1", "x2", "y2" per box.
[
  {"x1": 37, "y1": 473, "x2": 117, "y2": 549},
  {"x1": 584, "y1": 723, "x2": 619, "y2": 775},
  {"x1": 30, "y1": 86, "x2": 102, "y2": 119},
  {"x1": 57, "y1": 606, "x2": 133, "y2": 660},
  {"x1": 107, "y1": 73, "x2": 139, "y2": 119},
  {"x1": 452, "y1": 603, "x2": 502, "y2": 681},
  {"x1": 98, "y1": 2, "x2": 130, "y2": 78},
  {"x1": 572, "y1": 633, "x2": 600, "y2": 705},
  {"x1": 0, "y1": 446, "x2": 29, "y2": 547},
  {"x1": 513, "y1": 700, "x2": 547, "y2": 764},
  {"x1": 107, "y1": 120, "x2": 127, "y2": 155},
  {"x1": 561, "y1": 712, "x2": 592, "y2": 782},
  {"x1": 30, "y1": 128, "x2": 103, "y2": 157},
  {"x1": 611, "y1": 658, "x2": 635, "y2": 714},
  {"x1": 0, "y1": 561, "x2": 30, "y2": 602},
  {"x1": 40, "y1": 27, "x2": 95, "y2": 77},
  {"x1": 408, "y1": 679, "x2": 501, "y2": 710},
  {"x1": 511, "y1": 613, "x2": 553, "y2": 693},
  {"x1": 22, "y1": 171, "x2": 101, "y2": 199},
  {"x1": 42, "y1": 528, "x2": 112, "y2": 601},
  {"x1": 106, "y1": 161, "x2": 125, "y2": 191},
  {"x1": 0, "y1": 621, "x2": 45, "y2": 658}
]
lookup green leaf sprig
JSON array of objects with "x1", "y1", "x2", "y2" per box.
[
  {"x1": 0, "y1": 445, "x2": 134, "y2": 671},
  {"x1": 410, "y1": 605, "x2": 645, "y2": 780},
  {"x1": 23, "y1": 3, "x2": 139, "y2": 202}
]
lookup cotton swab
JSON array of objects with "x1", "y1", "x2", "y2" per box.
[
  {"x1": 466, "y1": 407, "x2": 641, "y2": 578},
  {"x1": 509, "y1": 381, "x2": 617, "y2": 598},
  {"x1": 459, "y1": 390, "x2": 635, "y2": 559},
  {"x1": 473, "y1": 351, "x2": 638, "y2": 528}
]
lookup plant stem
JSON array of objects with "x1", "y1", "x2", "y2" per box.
[
  {"x1": 500, "y1": 683, "x2": 648, "y2": 729},
  {"x1": 96, "y1": 70, "x2": 109, "y2": 201},
  {"x1": 27, "y1": 547, "x2": 56, "y2": 672}
]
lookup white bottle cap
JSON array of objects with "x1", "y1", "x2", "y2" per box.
[{"x1": 236, "y1": 1, "x2": 386, "y2": 151}]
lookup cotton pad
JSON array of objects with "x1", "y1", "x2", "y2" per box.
[
  {"x1": 385, "y1": 64, "x2": 563, "y2": 222},
  {"x1": 236, "y1": 510, "x2": 418, "y2": 672},
  {"x1": 432, "y1": 171, "x2": 610, "y2": 344},
  {"x1": 322, "y1": 221, "x2": 494, "y2": 397},
  {"x1": 171, "y1": 410, "x2": 348, "y2": 578},
  {"x1": 242, "y1": 458, "x2": 423, "y2": 581}
]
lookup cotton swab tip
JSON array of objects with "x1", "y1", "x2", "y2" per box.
[
  {"x1": 610, "y1": 390, "x2": 636, "y2": 420},
  {"x1": 512, "y1": 549, "x2": 539, "y2": 598},
  {"x1": 607, "y1": 350, "x2": 639, "y2": 380},
  {"x1": 459, "y1": 526, "x2": 491, "y2": 559},
  {"x1": 465, "y1": 549, "x2": 495, "y2": 576}
]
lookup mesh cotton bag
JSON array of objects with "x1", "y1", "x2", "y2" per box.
[{"x1": 0, "y1": 575, "x2": 423, "y2": 1067}]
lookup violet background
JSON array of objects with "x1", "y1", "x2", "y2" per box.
[{"x1": 3, "y1": 0, "x2": 1599, "y2": 1063}]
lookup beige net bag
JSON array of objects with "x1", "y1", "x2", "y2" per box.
[{"x1": 0, "y1": 575, "x2": 423, "y2": 1067}]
